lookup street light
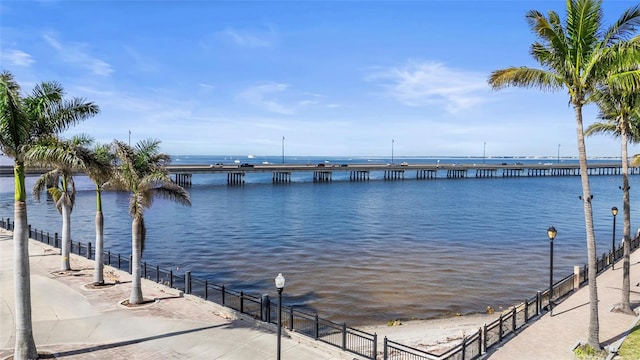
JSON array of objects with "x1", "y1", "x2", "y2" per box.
[
  {"x1": 611, "y1": 207, "x2": 618, "y2": 269},
  {"x1": 557, "y1": 144, "x2": 561, "y2": 163},
  {"x1": 483, "y1": 142, "x2": 486, "y2": 164},
  {"x1": 547, "y1": 226, "x2": 557, "y2": 315},
  {"x1": 282, "y1": 136, "x2": 285, "y2": 164},
  {"x1": 391, "y1": 139, "x2": 394, "y2": 164},
  {"x1": 275, "y1": 273, "x2": 285, "y2": 360}
]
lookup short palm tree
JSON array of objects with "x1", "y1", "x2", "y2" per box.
[
  {"x1": 0, "y1": 71, "x2": 99, "y2": 359},
  {"x1": 85, "y1": 143, "x2": 115, "y2": 285},
  {"x1": 109, "y1": 139, "x2": 191, "y2": 304},
  {"x1": 586, "y1": 87, "x2": 640, "y2": 315},
  {"x1": 28, "y1": 134, "x2": 104, "y2": 272},
  {"x1": 488, "y1": 0, "x2": 640, "y2": 348}
]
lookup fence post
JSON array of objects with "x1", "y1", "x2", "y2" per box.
[
  {"x1": 498, "y1": 314, "x2": 503, "y2": 342},
  {"x1": 524, "y1": 300, "x2": 528, "y2": 323},
  {"x1": 28, "y1": 225, "x2": 31, "y2": 238},
  {"x1": 341, "y1": 323, "x2": 347, "y2": 350},
  {"x1": 536, "y1": 291, "x2": 541, "y2": 315},
  {"x1": 261, "y1": 294, "x2": 270, "y2": 322},
  {"x1": 288, "y1": 307, "x2": 293, "y2": 330},
  {"x1": 478, "y1": 327, "x2": 482, "y2": 356},
  {"x1": 54, "y1": 233, "x2": 59, "y2": 248},
  {"x1": 483, "y1": 324, "x2": 488, "y2": 354},
  {"x1": 512, "y1": 307, "x2": 516, "y2": 333},
  {"x1": 240, "y1": 291, "x2": 244, "y2": 313},
  {"x1": 143, "y1": 262, "x2": 147, "y2": 279},
  {"x1": 573, "y1": 266, "x2": 580, "y2": 290},
  {"x1": 221, "y1": 285, "x2": 225, "y2": 306},
  {"x1": 383, "y1": 336, "x2": 387, "y2": 360},
  {"x1": 314, "y1": 313, "x2": 319, "y2": 340},
  {"x1": 117, "y1": 254, "x2": 121, "y2": 269},
  {"x1": 373, "y1": 333, "x2": 377, "y2": 360},
  {"x1": 185, "y1": 271, "x2": 191, "y2": 294},
  {"x1": 88, "y1": 242, "x2": 92, "y2": 259},
  {"x1": 156, "y1": 265, "x2": 159, "y2": 282},
  {"x1": 204, "y1": 280, "x2": 208, "y2": 300},
  {"x1": 169, "y1": 270, "x2": 173, "y2": 288},
  {"x1": 461, "y1": 336, "x2": 466, "y2": 360},
  {"x1": 5, "y1": 218, "x2": 9, "y2": 230},
  {"x1": 129, "y1": 255, "x2": 133, "y2": 274}
]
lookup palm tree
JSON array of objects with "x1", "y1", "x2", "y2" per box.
[
  {"x1": 488, "y1": 0, "x2": 640, "y2": 348},
  {"x1": 85, "y1": 143, "x2": 115, "y2": 285},
  {"x1": 586, "y1": 87, "x2": 640, "y2": 315},
  {"x1": 0, "y1": 71, "x2": 99, "y2": 359},
  {"x1": 109, "y1": 139, "x2": 190, "y2": 304},
  {"x1": 27, "y1": 134, "x2": 103, "y2": 272}
]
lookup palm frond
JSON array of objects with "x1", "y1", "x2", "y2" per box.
[{"x1": 488, "y1": 67, "x2": 563, "y2": 91}]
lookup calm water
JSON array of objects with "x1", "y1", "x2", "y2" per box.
[{"x1": 0, "y1": 155, "x2": 637, "y2": 325}]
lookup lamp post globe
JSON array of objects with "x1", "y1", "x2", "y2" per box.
[
  {"x1": 611, "y1": 207, "x2": 618, "y2": 269},
  {"x1": 275, "y1": 273, "x2": 285, "y2": 360},
  {"x1": 547, "y1": 226, "x2": 557, "y2": 315}
]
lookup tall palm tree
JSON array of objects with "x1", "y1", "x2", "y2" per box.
[
  {"x1": 109, "y1": 139, "x2": 190, "y2": 304},
  {"x1": 586, "y1": 87, "x2": 640, "y2": 315},
  {"x1": 27, "y1": 134, "x2": 103, "y2": 271},
  {"x1": 488, "y1": 0, "x2": 640, "y2": 348},
  {"x1": 85, "y1": 143, "x2": 115, "y2": 285},
  {"x1": 0, "y1": 71, "x2": 99, "y2": 359}
]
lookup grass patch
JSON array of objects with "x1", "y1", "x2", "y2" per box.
[
  {"x1": 618, "y1": 320, "x2": 640, "y2": 359},
  {"x1": 573, "y1": 344, "x2": 607, "y2": 360}
]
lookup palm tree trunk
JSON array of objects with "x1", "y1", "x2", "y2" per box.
[
  {"x1": 619, "y1": 130, "x2": 632, "y2": 313},
  {"x1": 60, "y1": 198, "x2": 71, "y2": 271},
  {"x1": 13, "y1": 164, "x2": 38, "y2": 359},
  {"x1": 93, "y1": 210, "x2": 104, "y2": 285},
  {"x1": 129, "y1": 216, "x2": 144, "y2": 304},
  {"x1": 575, "y1": 104, "x2": 600, "y2": 348}
]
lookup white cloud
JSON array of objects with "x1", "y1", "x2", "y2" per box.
[
  {"x1": 43, "y1": 33, "x2": 113, "y2": 76},
  {"x1": 237, "y1": 82, "x2": 321, "y2": 115},
  {"x1": 216, "y1": 25, "x2": 276, "y2": 48},
  {"x1": 367, "y1": 60, "x2": 490, "y2": 114},
  {"x1": 1, "y1": 49, "x2": 35, "y2": 67}
]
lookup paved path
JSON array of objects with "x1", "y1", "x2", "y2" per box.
[
  {"x1": 487, "y1": 247, "x2": 640, "y2": 360},
  {"x1": 0, "y1": 229, "x2": 358, "y2": 359}
]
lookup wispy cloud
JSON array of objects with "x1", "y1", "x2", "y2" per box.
[
  {"x1": 216, "y1": 24, "x2": 277, "y2": 48},
  {"x1": 237, "y1": 82, "x2": 322, "y2": 115},
  {"x1": 1, "y1": 49, "x2": 35, "y2": 67},
  {"x1": 43, "y1": 33, "x2": 113, "y2": 76},
  {"x1": 366, "y1": 60, "x2": 489, "y2": 114}
]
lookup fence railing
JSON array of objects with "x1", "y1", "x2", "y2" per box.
[{"x1": 2, "y1": 216, "x2": 638, "y2": 360}]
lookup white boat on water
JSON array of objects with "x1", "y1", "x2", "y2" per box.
[
  {"x1": 247, "y1": 155, "x2": 255, "y2": 158},
  {"x1": 234, "y1": 159, "x2": 241, "y2": 164}
]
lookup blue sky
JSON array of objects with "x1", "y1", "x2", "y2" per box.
[{"x1": 1, "y1": 0, "x2": 637, "y2": 157}]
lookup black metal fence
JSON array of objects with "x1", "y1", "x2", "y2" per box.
[{"x1": 2, "y1": 217, "x2": 638, "y2": 360}]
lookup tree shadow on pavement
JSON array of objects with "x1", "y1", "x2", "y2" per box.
[{"x1": 38, "y1": 323, "x2": 229, "y2": 358}]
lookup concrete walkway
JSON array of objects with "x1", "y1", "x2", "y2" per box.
[
  {"x1": 487, "y1": 247, "x2": 640, "y2": 360},
  {"x1": 0, "y1": 229, "x2": 358, "y2": 359}
]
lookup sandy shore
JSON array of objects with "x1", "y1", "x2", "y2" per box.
[{"x1": 360, "y1": 313, "x2": 499, "y2": 354}]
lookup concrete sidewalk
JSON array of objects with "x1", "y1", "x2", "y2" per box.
[
  {"x1": 487, "y1": 247, "x2": 640, "y2": 360},
  {"x1": 0, "y1": 229, "x2": 357, "y2": 359}
]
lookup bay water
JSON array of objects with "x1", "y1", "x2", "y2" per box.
[{"x1": 0, "y1": 155, "x2": 637, "y2": 325}]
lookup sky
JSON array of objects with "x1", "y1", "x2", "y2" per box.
[{"x1": 1, "y1": 0, "x2": 638, "y2": 158}]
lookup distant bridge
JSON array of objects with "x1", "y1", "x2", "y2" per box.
[
  {"x1": 164, "y1": 162, "x2": 638, "y2": 185},
  {"x1": 1, "y1": 163, "x2": 637, "y2": 186}
]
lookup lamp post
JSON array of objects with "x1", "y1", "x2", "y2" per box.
[
  {"x1": 391, "y1": 139, "x2": 394, "y2": 164},
  {"x1": 483, "y1": 142, "x2": 486, "y2": 164},
  {"x1": 547, "y1": 226, "x2": 557, "y2": 315},
  {"x1": 557, "y1": 144, "x2": 561, "y2": 163},
  {"x1": 611, "y1": 207, "x2": 618, "y2": 269},
  {"x1": 282, "y1": 136, "x2": 285, "y2": 164},
  {"x1": 275, "y1": 273, "x2": 285, "y2": 360}
]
